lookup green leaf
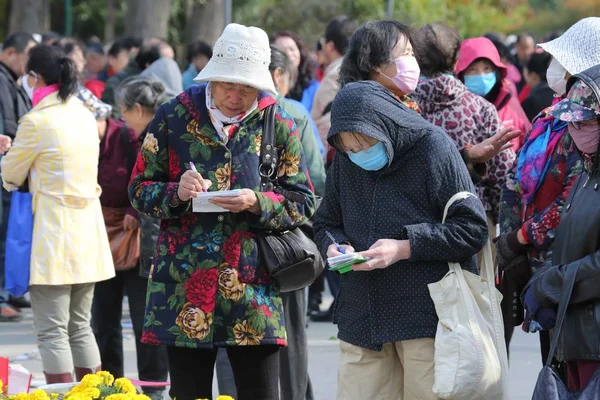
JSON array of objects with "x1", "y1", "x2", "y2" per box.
[
  {"x1": 221, "y1": 298, "x2": 232, "y2": 315},
  {"x1": 213, "y1": 315, "x2": 224, "y2": 326},
  {"x1": 159, "y1": 244, "x2": 168, "y2": 256},
  {"x1": 180, "y1": 133, "x2": 196, "y2": 142},
  {"x1": 200, "y1": 145, "x2": 212, "y2": 162},
  {"x1": 169, "y1": 262, "x2": 183, "y2": 282},
  {"x1": 156, "y1": 261, "x2": 166, "y2": 273},
  {"x1": 274, "y1": 326, "x2": 287, "y2": 338},
  {"x1": 144, "y1": 311, "x2": 156, "y2": 328},
  {"x1": 197, "y1": 259, "x2": 218, "y2": 270},
  {"x1": 153, "y1": 320, "x2": 163, "y2": 326},
  {"x1": 248, "y1": 309, "x2": 267, "y2": 333},
  {"x1": 146, "y1": 281, "x2": 166, "y2": 304},
  {"x1": 242, "y1": 238, "x2": 254, "y2": 256},
  {"x1": 190, "y1": 141, "x2": 203, "y2": 158},
  {"x1": 175, "y1": 104, "x2": 187, "y2": 118},
  {"x1": 168, "y1": 325, "x2": 182, "y2": 336},
  {"x1": 272, "y1": 296, "x2": 283, "y2": 308}
]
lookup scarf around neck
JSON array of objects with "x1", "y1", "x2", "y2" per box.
[
  {"x1": 205, "y1": 82, "x2": 258, "y2": 144},
  {"x1": 32, "y1": 84, "x2": 60, "y2": 106}
]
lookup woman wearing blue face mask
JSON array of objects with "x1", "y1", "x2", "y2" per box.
[
  {"x1": 313, "y1": 21, "x2": 489, "y2": 400},
  {"x1": 456, "y1": 37, "x2": 531, "y2": 151}
]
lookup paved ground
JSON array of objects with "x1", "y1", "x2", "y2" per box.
[{"x1": 0, "y1": 302, "x2": 542, "y2": 399}]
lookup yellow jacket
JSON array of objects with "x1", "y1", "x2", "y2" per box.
[{"x1": 1, "y1": 93, "x2": 114, "y2": 285}]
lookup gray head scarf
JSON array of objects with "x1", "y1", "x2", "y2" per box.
[{"x1": 140, "y1": 57, "x2": 183, "y2": 97}]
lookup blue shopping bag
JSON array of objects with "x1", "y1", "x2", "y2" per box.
[{"x1": 5, "y1": 190, "x2": 33, "y2": 297}]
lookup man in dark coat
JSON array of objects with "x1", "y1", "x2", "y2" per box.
[{"x1": 0, "y1": 32, "x2": 36, "y2": 322}]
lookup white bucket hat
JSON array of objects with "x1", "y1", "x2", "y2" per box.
[
  {"x1": 194, "y1": 23, "x2": 277, "y2": 94},
  {"x1": 538, "y1": 17, "x2": 600, "y2": 75}
]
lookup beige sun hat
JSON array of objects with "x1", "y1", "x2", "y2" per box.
[
  {"x1": 194, "y1": 23, "x2": 277, "y2": 94},
  {"x1": 538, "y1": 17, "x2": 600, "y2": 75}
]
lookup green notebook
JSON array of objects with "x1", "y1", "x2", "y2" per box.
[{"x1": 328, "y1": 253, "x2": 370, "y2": 274}]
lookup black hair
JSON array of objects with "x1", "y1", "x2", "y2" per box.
[
  {"x1": 3, "y1": 32, "x2": 35, "y2": 53},
  {"x1": 517, "y1": 32, "x2": 535, "y2": 44},
  {"x1": 27, "y1": 45, "x2": 78, "y2": 102},
  {"x1": 86, "y1": 41, "x2": 104, "y2": 56},
  {"x1": 115, "y1": 76, "x2": 169, "y2": 113},
  {"x1": 56, "y1": 37, "x2": 86, "y2": 57},
  {"x1": 135, "y1": 45, "x2": 161, "y2": 70},
  {"x1": 414, "y1": 22, "x2": 461, "y2": 77},
  {"x1": 41, "y1": 31, "x2": 61, "y2": 45},
  {"x1": 272, "y1": 31, "x2": 317, "y2": 101},
  {"x1": 269, "y1": 45, "x2": 292, "y2": 74},
  {"x1": 186, "y1": 40, "x2": 212, "y2": 64},
  {"x1": 108, "y1": 36, "x2": 140, "y2": 57},
  {"x1": 525, "y1": 52, "x2": 552, "y2": 82},
  {"x1": 324, "y1": 16, "x2": 358, "y2": 55},
  {"x1": 487, "y1": 37, "x2": 512, "y2": 62},
  {"x1": 339, "y1": 20, "x2": 412, "y2": 87}
]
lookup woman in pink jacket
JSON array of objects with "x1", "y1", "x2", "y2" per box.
[{"x1": 456, "y1": 37, "x2": 531, "y2": 151}]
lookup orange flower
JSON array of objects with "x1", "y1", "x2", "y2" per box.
[
  {"x1": 218, "y1": 267, "x2": 245, "y2": 301},
  {"x1": 187, "y1": 120, "x2": 217, "y2": 146},
  {"x1": 175, "y1": 302, "x2": 213, "y2": 340},
  {"x1": 278, "y1": 151, "x2": 300, "y2": 177},
  {"x1": 233, "y1": 320, "x2": 265, "y2": 345},
  {"x1": 215, "y1": 164, "x2": 231, "y2": 191}
]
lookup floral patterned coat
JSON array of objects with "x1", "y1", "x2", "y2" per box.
[{"x1": 128, "y1": 84, "x2": 315, "y2": 348}]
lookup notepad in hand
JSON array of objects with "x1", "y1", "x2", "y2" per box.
[
  {"x1": 192, "y1": 190, "x2": 242, "y2": 213},
  {"x1": 328, "y1": 253, "x2": 370, "y2": 274}
]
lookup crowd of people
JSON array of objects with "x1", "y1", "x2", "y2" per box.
[{"x1": 0, "y1": 11, "x2": 599, "y2": 400}]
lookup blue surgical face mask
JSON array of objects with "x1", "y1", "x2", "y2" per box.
[
  {"x1": 347, "y1": 141, "x2": 389, "y2": 171},
  {"x1": 464, "y1": 72, "x2": 497, "y2": 96}
]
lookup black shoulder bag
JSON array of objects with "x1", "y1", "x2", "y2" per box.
[
  {"x1": 255, "y1": 104, "x2": 324, "y2": 293},
  {"x1": 532, "y1": 264, "x2": 600, "y2": 399}
]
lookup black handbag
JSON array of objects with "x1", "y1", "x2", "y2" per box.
[
  {"x1": 532, "y1": 264, "x2": 600, "y2": 399},
  {"x1": 254, "y1": 104, "x2": 324, "y2": 293}
]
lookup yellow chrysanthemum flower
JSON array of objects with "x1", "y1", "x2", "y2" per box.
[
  {"x1": 95, "y1": 371, "x2": 115, "y2": 386},
  {"x1": 30, "y1": 389, "x2": 50, "y2": 400},
  {"x1": 50, "y1": 394, "x2": 59, "y2": 400},
  {"x1": 0, "y1": 378, "x2": 3, "y2": 393},
  {"x1": 114, "y1": 378, "x2": 136, "y2": 395},
  {"x1": 80, "y1": 374, "x2": 103, "y2": 388}
]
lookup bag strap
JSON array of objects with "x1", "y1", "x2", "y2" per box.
[
  {"x1": 258, "y1": 104, "x2": 306, "y2": 204},
  {"x1": 544, "y1": 264, "x2": 581, "y2": 368},
  {"x1": 259, "y1": 104, "x2": 278, "y2": 193},
  {"x1": 443, "y1": 192, "x2": 494, "y2": 282}
]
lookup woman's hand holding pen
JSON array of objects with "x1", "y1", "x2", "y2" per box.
[{"x1": 177, "y1": 163, "x2": 211, "y2": 202}]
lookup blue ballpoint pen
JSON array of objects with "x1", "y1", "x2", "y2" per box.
[{"x1": 325, "y1": 230, "x2": 346, "y2": 254}]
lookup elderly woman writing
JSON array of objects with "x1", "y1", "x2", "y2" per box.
[{"x1": 128, "y1": 24, "x2": 315, "y2": 400}]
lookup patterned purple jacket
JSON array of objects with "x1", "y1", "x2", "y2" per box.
[{"x1": 413, "y1": 75, "x2": 516, "y2": 223}]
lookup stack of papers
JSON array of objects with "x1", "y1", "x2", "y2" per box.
[
  {"x1": 328, "y1": 253, "x2": 370, "y2": 274},
  {"x1": 192, "y1": 190, "x2": 242, "y2": 213}
]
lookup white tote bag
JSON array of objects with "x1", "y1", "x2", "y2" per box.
[{"x1": 428, "y1": 192, "x2": 509, "y2": 400}]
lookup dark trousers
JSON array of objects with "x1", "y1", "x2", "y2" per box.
[
  {"x1": 167, "y1": 345, "x2": 280, "y2": 400},
  {"x1": 216, "y1": 289, "x2": 314, "y2": 400},
  {"x1": 91, "y1": 267, "x2": 168, "y2": 395},
  {"x1": 0, "y1": 188, "x2": 10, "y2": 304}
]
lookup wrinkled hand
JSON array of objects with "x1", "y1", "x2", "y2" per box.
[
  {"x1": 0, "y1": 134, "x2": 12, "y2": 154},
  {"x1": 177, "y1": 170, "x2": 211, "y2": 202},
  {"x1": 326, "y1": 244, "x2": 355, "y2": 258},
  {"x1": 353, "y1": 239, "x2": 410, "y2": 271},
  {"x1": 123, "y1": 214, "x2": 140, "y2": 230},
  {"x1": 210, "y1": 189, "x2": 260, "y2": 214},
  {"x1": 468, "y1": 124, "x2": 521, "y2": 164}
]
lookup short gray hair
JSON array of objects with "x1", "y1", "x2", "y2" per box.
[{"x1": 115, "y1": 76, "x2": 169, "y2": 112}]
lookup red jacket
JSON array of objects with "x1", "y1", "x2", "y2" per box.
[{"x1": 493, "y1": 82, "x2": 532, "y2": 150}]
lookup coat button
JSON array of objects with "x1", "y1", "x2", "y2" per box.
[
  {"x1": 218, "y1": 215, "x2": 224, "y2": 222},
  {"x1": 225, "y1": 152, "x2": 230, "y2": 159},
  {"x1": 214, "y1": 245, "x2": 221, "y2": 251}
]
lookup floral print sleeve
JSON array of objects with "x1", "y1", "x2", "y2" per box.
[
  {"x1": 128, "y1": 103, "x2": 191, "y2": 219},
  {"x1": 248, "y1": 109, "x2": 316, "y2": 230}
]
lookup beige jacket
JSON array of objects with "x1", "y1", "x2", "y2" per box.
[
  {"x1": 311, "y1": 57, "x2": 343, "y2": 146},
  {"x1": 1, "y1": 93, "x2": 115, "y2": 285}
]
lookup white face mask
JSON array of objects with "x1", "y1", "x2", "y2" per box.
[
  {"x1": 546, "y1": 58, "x2": 568, "y2": 95},
  {"x1": 21, "y1": 72, "x2": 37, "y2": 100}
]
